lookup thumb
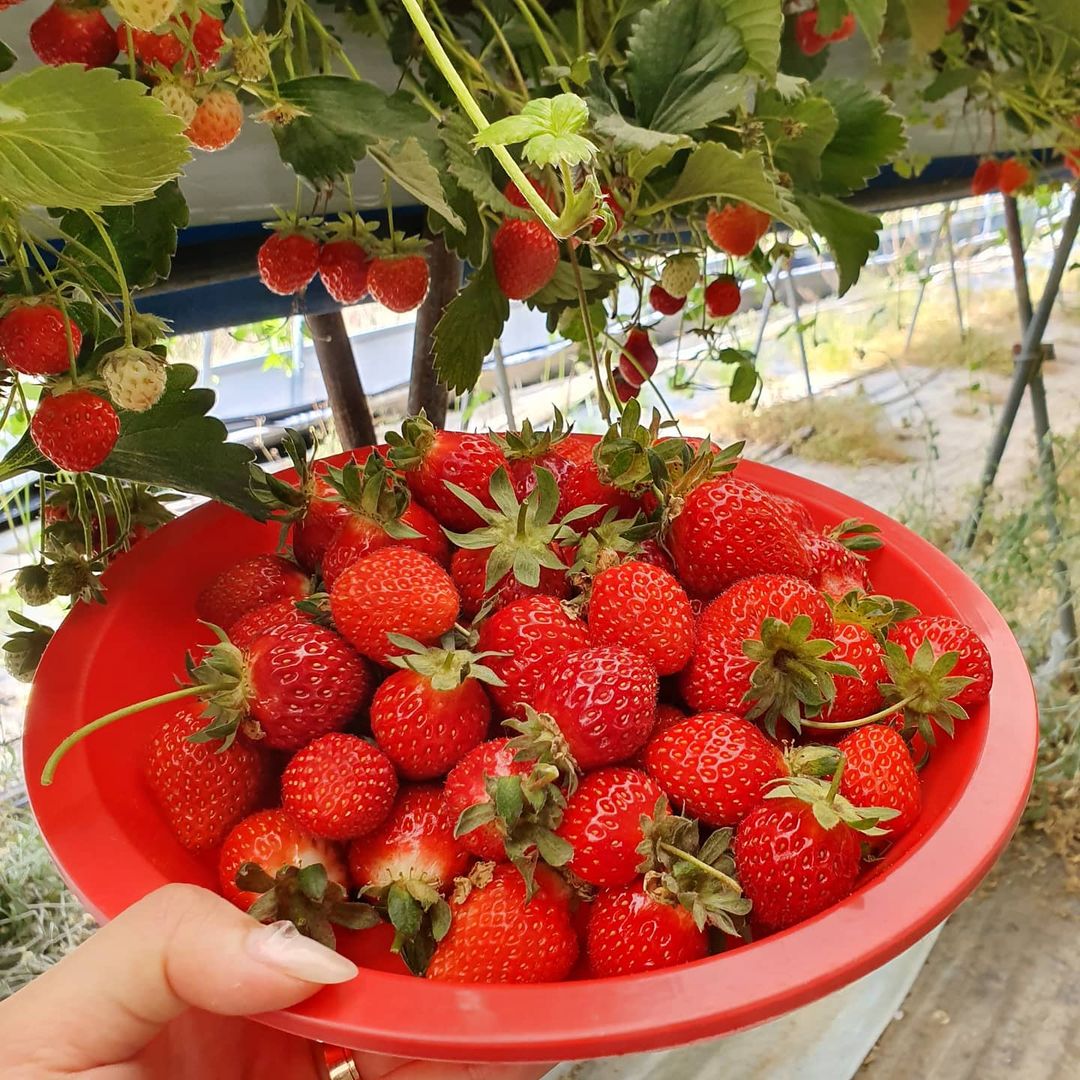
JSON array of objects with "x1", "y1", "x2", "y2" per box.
[{"x1": 0, "y1": 882, "x2": 356, "y2": 1069}]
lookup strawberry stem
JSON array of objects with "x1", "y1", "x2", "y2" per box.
[
  {"x1": 40, "y1": 684, "x2": 208, "y2": 786},
  {"x1": 658, "y1": 842, "x2": 741, "y2": 893},
  {"x1": 568, "y1": 244, "x2": 610, "y2": 423},
  {"x1": 87, "y1": 211, "x2": 134, "y2": 347},
  {"x1": 799, "y1": 693, "x2": 917, "y2": 732},
  {"x1": 825, "y1": 754, "x2": 846, "y2": 804}
]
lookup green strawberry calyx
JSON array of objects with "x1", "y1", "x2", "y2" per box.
[
  {"x1": 240, "y1": 861, "x2": 381, "y2": 950},
  {"x1": 385, "y1": 626, "x2": 507, "y2": 691},
  {"x1": 324, "y1": 455, "x2": 422, "y2": 541},
  {"x1": 569, "y1": 510, "x2": 659, "y2": 577},
  {"x1": 358, "y1": 875, "x2": 452, "y2": 977},
  {"x1": 828, "y1": 517, "x2": 883, "y2": 554},
  {"x1": 490, "y1": 406, "x2": 571, "y2": 462},
  {"x1": 385, "y1": 410, "x2": 437, "y2": 473},
  {"x1": 764, "y1": 764, "x2": 899, "y2": 837},
  {"x1": 636, "y1": 799, "x2": 751, "y2": 936},
  {"x1": 829, "y1": 590, "x2": 920, "y2": 642},
  {"x1": 444, "y1": 465, "x2": 593, "y2": 593},
  {"x1": 880, "y1": 637, "x2": 974, "y2": 745},
  {"x1": 742, "y1": 614, "x2": 860, "y2": 737}
]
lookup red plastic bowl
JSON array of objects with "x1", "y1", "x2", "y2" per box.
[{"x1": 23, "y1": 459, "x2": 1036, "y2": 1063}]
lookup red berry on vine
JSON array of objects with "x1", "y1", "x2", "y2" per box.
[{"x1": 31, "y1": 390, "x2": 120, "y2": 473}]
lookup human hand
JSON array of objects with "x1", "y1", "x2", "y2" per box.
[{"x1": 0, "y1": 883, "x2": 551, "y2": 1080}]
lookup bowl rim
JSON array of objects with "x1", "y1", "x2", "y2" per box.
[{"x1": 23, "y1": 458, "x2": 1037, "y2": 1062}]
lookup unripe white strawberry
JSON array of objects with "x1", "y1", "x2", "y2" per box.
[
  {"x1": 110, "y1": 0, "x2": 178, "y2": 32},
  {"x1": 660, "y1": 254, "x2": 700, "y2": 299},
  {"x1": 100, "y1": 347, "x2": 168, "y2": 413},
  {"x1": 152, "y1": 82, "x2": 197, "y2": 127},
  {"x1": 231, "y1": 34, "x2": 272, "y2": 82}
]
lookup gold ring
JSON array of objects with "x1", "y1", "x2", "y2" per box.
[{"x1": 313, "y1": 1043, "x2": 362, "y2": 1080}]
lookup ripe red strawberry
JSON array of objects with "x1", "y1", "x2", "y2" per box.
[
  {"x1": 196, "y1": 554, "x2": 311, "y2": 632},
  {"x1": 30, "y1": 390, "x2": 119, "y2": 473},
  {"x1": 427, "y1": 863, "x2": 578, "y2": 983},
  {"x1": 281, "y1": 733, "x2": 398, "y2": 840},
  {"x1": 734, "y1": 783, "x2": 866, "y2": 931},
  {"x1": 669, "y1": 476, "x2": 813, "y2": 598},
  {"x1": 31, "y1": 2, "x2": 119, "y2": 67},
  {"x1": 502, "y1": 177, "x2": 556, "y2": 211},
  {"x1": 318, "y1": 240, "x2": 371, "y2": 304},
  {"x1": 491, "y1": 415, "x2": 576, "y2": 499},
  {"x1": 557, "y1": 460, "x2": 641, "y2": 533},
  {"x1": 348, "y1": 784, "x2": 471, "y2": 891},
  {"x1": 145, "y1": 708, "x2": 271, "y2": 852},
  {"x1": 998, "y1": 157, "x2": 1031, "y2": 196},
  {"x1": 971, "y1": 158, "x2": 1001, "y2": 196},
  {"x1": 387, "y1": 416, "x2": 506, "y2": 531},
  {"x1": 443, "y1": 738, "x2": 535, "y2": 860},
  {"x1": 948, "y1": 0, "x2": 971, "y2": 31},
  {"x1": 186, "y1": 88, "x2": 243, "y2": 151},
  {"x1": 794, "y1": 9, "x2": 856, "y2": 55},
  {"x1": 370, "y1": 636, "x2": 494, "y2": 780},
  {"x1": 451, "y1": 546, "x2": 569, "y2": 620},
  {"x1": 319, "y1": 458, "x2": 448, "y2": 589},
  {"x1": 219, "y1": 808, "x2": 347, "y2": 909},
  {"x1": 291, "y1": 475, "x2": 350, "y2": 573},
  {"x1": 591, "y1": 185, "x2": 624, "y2": 236},
  {"x1": 837, "y1": 725, "x2": 921, "y2": 841},
  {"x1": 242, "y1": 623, "x2": 376, "y2": 750},
  {"x1": 705, "y1": 274, "x2": 741, "y2": 318},
  {"x1": 768, "y1": 491, "x2": 817, "y2": 535},
  {"x1": 537, "y1": 645, "x2": 658, "y2": 769},
  {"x1": 226, "y1": 598, "x2": 314, "y2": 652},
  {"x1": 804, "y1": 530, "x2": 871, "y2": 597},
  {"x1": 706, "y1": 203, "x2": 771, "y2": 256},
  {"x1": 330, "y1": 546, "x2": 460, "y2": 665},
  {"x1": 821, "y1": 621, "x2": 887, "y2": 723},
  {"x1": 588, "y1": 560, "x2": 694, "y2": 676},
  {"x1": 644, "y1": 712, "x2": 786, "y2": 828},
  {"x1": 119, "y1": 12, "x2": 223, "y2": 70},
  {"x1": 618, "y1": 327, "x2": 658, "y2": 387},
  {"x1": 558, "y1": 432, "x2": 600, "y2": 466},
  {"x1": 368, "y1": 253, "x2": 429, "y2": 312},
  {"x1": 586, "y1": 882, "x2": 708, "y2": 977},
  {"x1": 888, "y1": 615, "x2": 992, "y2": 709},
  {"x1": 258, "y1": 230, "x2": 320, "y2": 296},
  {"x1": 612, "y1": 367, "x2": 639, "y2": 403},
  {"x1": 649, "y1": 283, "x2": 686, "y2": 315},
  {"x1": 679, "y1": 574, "x2": 835, "y2": 720},
  {"x1": 475, "y1": 595, "x2": 590, "y2": 717},
  {"x1": 492, "y1": 218, "x2": 560, "y2": 300},
  {"x1": 556, "y1": 767, "x2": 665, "y2": 887},
  {"x1": 0, "y1": 302, "x2": 82, "y2": 376}
]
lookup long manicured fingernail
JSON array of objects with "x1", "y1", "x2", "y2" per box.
[{"x1": 247, "y1": 920, "x2": 358, "y2": 984}]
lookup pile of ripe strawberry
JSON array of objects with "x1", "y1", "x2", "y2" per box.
[{"x1": 52, "y1": 409, "x2": 993, "y2": 983}]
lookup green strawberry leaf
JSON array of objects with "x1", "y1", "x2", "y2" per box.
[
  {"x1": 729, "y1": 360, "x2": 759, "y2": 403},
  {"x1": 442, "y1": 115, "x2": 518, "y2": 215},
  {"x1": 527, "y1": 259, "x2": 619, "y2": 307},
  {"x1": 846, "y1": 0, "x2": 888, "y2": 46},
  {"x1": 0, "y1": 67, "x2": 189, "y2": 212},
  {"x1": 797, "y1": 193, "x2": 882, "y2": 296},
  {"x1": 475, "y1": 93, "x2": 596, "y2": 167},
  {"x1": 274, "y1": 77, "x2": 462, "y2": 228},
  {"x1": 899, "y1": 0, "x2": 949, "y2": 53},
  {"x1": 757, "y1": 93, "x2": 839, "y2": 187},
  {"x1": 0, "y1": 365, "x2": 265, "y2": 518},
  {"x1": 0, "y1": 41, "x2": 15, "y2": 74},
  {"x1": 432, "y1": 258, "x2": 510, "y2": 394},
  {"x1": 816, "y1": 80, "x2": 906, "y2": 196},
  {"x1": 56, "y1": 181, "x2": 190, "y2": 293},
  {"x1": 625, "y1": 0, "x2": 749, "y2": 133},
  {"x1": 638, "y1": 143, "x2": 808, "y2": 230},
  {"x1": 715, "y1": 0, "x2": 783, "y2": 77}
]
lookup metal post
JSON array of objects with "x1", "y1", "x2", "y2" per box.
[
  {"x1": 903, "y1": 211, "x2": 949, "y2": 355},
  {"x1": 408, "y1": 234, "x2": 462, "y2": 427},
  {"x1": 305, "y1": 310, "x2": 377, "y2": 449},
  {"x1": 998, "y1": 195, "x2": 1078, "y2": 647},
  {"x1": 783, "y1": 263, "x2": 813, "y2": 399},
  {"x1": 959, "y1": 186, "x2": 1080, "y2": 550},
  {"x1": 753, "y1": 265, "x2": 779, "y2": 358},
  {"x1": 942, "y1": 204, "x2": 966, "y2": 339},
  {"x1": 491, "y1": 340, "x2": 516, "y2": 430}
]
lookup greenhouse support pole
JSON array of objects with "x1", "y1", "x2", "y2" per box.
[
  {"x1": 306, "y1": 310, "x2": 377, "y2": 449},
  {"x1": 408, "y1": 235, "x2": 462, "y2": 427},
  {"x1": 753, "y1": 264, "x2": 780, "y2": 357},
  {"x1": 492, "y1": 340, "x2": 516, "y2": 430},
  {"x1": 942, "y1": 204, "x2": 966, "y2": 339},
  {"x1": 902, "y1": 211, "x2": 949, "y2": 354},
  {"x1": 998, "y1": 195, "x2": 1078, "y2": 647},
  {"x1": 959, "y1": 187, "x2": 1080, "y2": 550},
  {"x1": 783, "y1": 263, "x2": 813, "y2": 399}
]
